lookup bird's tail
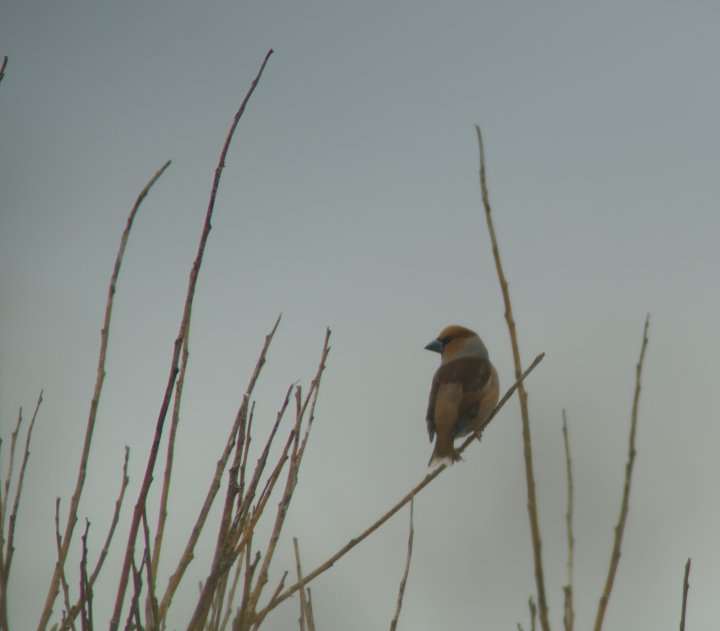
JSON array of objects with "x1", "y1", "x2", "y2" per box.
[{"x1": 428, "y1": 436, "x2": 461, "y2": 467}]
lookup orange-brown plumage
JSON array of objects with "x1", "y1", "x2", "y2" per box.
[{"x1": 425, "y1": 325, "x2": 499, "y2": 465}]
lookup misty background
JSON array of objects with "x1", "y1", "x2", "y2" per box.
[{"x1": 1, "y1": 1, "x2": 719, "y2": 629}]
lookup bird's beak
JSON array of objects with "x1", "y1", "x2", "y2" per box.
[{"x1": 424, "y1": 339, "x2": 443, "y2": 353}]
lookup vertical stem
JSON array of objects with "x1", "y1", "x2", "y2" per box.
[{"x1": 475, "y1": 125, "x2": 551, "y2": 631}]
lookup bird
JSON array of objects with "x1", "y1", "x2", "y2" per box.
[{"x1": 424, "y1": 325, "x2": 499, "y2": 466}]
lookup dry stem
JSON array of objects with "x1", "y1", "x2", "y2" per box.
[
  {"x1": 679, "y1": 558, "x2": 691, "y2": 631},
  {"x1": 79, "y1": 521, "x2": 93, "y2": 631},
  {"x1": 475, "y1": 124, "x2": 551, "y2": 631},
  {"x1": 157, "y1": 316, "x2": 281, "y2": 623},
  {"x1": 0, "y1": 392, "x2": 43, "y2": 630},
  {"x1": 56, "y1": 448, "x2": 130, "y2": 631},
  {"x1": 1, "y1": 408, "x2": 23, "y2": 525},
  {"x1": 292, "y1": 538, "x2": 315, "y2": 631},
  {"x1": 593, "y1": 315, "x2": 650, "y2": 631},
  {"x1": 529, "y1": 597, "x2": 537, "y2": 631},
  {"x1": 109, "y1": 50, "x2": 273, "y2": 630},
  {"x1": 53, "y1": 500, "x2": 73, "y2": 629},
  {"x1": 561, "y1": 410, "x2": 575, "y2": 631},
  {"x1": 389, "y1": 498, "x2": 414, "y2": 631},
  {"x1": 38, "y1": 160, "x2": 171, "y2": 630}
]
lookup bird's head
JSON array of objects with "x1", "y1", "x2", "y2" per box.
[{"x1": 425, "y1": 324, "x2": 489, "y2": 364}]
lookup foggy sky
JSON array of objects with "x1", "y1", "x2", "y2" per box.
[{"x1": 2, "y1": 1, "x2": 719, "y2": 629}]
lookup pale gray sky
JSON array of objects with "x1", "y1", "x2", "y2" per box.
[{"x1": 2, "y1": 1, "x2": 719, "y2": 629}]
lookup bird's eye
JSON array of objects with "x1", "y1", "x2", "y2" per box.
[{"x1": 440, "y1": 335, "x2": 453, "y2": 345}]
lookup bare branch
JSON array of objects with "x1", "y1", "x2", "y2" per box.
[
  {"x1": 679, "y1": 558, "x2": 691, "y2": 631},
  {"x1": 529, "y1": 597, "x2": 536, "y2": 631},
  {"x1": 1, "y1": 407, "x2": 23, "y2": 527},
  {"x1": 79, "y1": 521, "x2": 93, "y2": 631},
  {"x1": 292, "y1": 538, "x2": 313, "y2": 631},
  {"x1": 4, "y1": 391, "x2": 43, "y2": 585},
  {"x1": 255, "y1": 353, "x2": 544, "y2": 620},
  {"x1": 188, "y1": 381, "x2": 297, "y2": 629},
  {"x1": 562, "y1": 410, "x2": 575, "y2": 631},
  {"x1": 38, "y1": 159, "x2": 171, "y2": 630},
  {"x1": 109, "y1": 50, "x2": 273, "y2": 631},
  {"x1": 140, "y1": 510, "x2": 159, "y2": 630},
  {"x1": 53, "y1": 500, "x2": 73, "y2": 631},
  {"x1": 56, "y1": 448, "x2": 131, "y2": 631},
  {"x1": 157, "y1": 316, "x2": 281, "y2": 624},
  {"x1": 476, "y1": 125, "x2": 551, "y2": 631},
  {"x1": 0, "y1": 56, "x2": 7, "y2": 84},
  {"x1": 389, "y1": 498, "x2": 414, "y2": 631},
  {"x1": 92, "y1": 447, "x2": 130, "y2": 585},
  {"x1": 218, "y1": 547, "x2": 245, "y2": 631},
  {"x1": 593, "y1": 315, "x2": 650, "y2": 631}
]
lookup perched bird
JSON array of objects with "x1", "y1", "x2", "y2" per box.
[{"x1": 425, "y1": 325, "x2": 499, "y2": 466}]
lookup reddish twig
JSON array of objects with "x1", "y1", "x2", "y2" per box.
[{"x1": 109, "y1": 50, "x2": 273, "y2": 630}]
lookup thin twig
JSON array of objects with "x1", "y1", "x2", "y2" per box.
[
  {"x1": 91, "y1": 447, "x2": 130, "y2": 585},
  {"x1": 140, "y1": 510, "x2": 159, "y2": 630},
  {"x1": 109, "y1": 50, "x2": 273, "y2": 631},
  {"x1": 38, "y1": 160, "x2": 171, "y2": 631},
  {"x1": 248, "y1": 331, "x2": 332, "y2": 624},
  {"x1": 0, "y1": 56, "x2": 7, "y2": 84},
  {"x1": 125, "y1": 557, "x2": 145, "y2": 631},
  {"x1": 562, "y1": 410, "x2": 575, "y2": 631},
  {"x1": 475, "y1": 125, "x2": 551, "y2": 631},
  {"x1": 305, "y1": 588, "x2": 316, "y2": 631},
  {"x1": 1, "y1": 408, "x2": 23, "y2": 527},
  {"x1": 679, "y1": 558, "x2": 691, "y2": 631},
  {"x1": 189, "y1": 380, "x2": 298, "y2": 629},
  {"x1": 53, "y1": 500, "x2": 73, "y2": 631},
  {"x1": 79, "y1": 520, "x2": 93, "y2": 631},
  {"x1": 218, "y1": 546, "x2": 246, "y2": 631},
  {"x1": 56, "y1": 448, "x2": 131, "y2": 631},
  {"x1": 255, "y1": 353, "x2": 544, "y2": 621},
  {"x1": 389, "y1": 498, "x2": 414, "y2": 631},
  {"x1": 0, "y1": 407, "x2": 25, "y2": 631},
  {"x1": 593, "y1": 315, "x2": 650, "y2": 631},
  {"x1": 157, "y1": 315, "x2": 281, "y2": 624},
  {"x1": 292, "y1": 538, "x2": 312, "y2": 631},
  {"x1": 4, "y1": 391, "x2": 42, "y2": 587},
  {"x1": 151, "y1": 310, "x2": 190, "y2": 582},
  {"x1": 529, "y1": 597, "x2": 537, "y2": 631}
]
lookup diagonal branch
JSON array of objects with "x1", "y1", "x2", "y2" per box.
[
  {"x1": 475, "y1": 125, "x2": 551, "y2": 631},
  {"x1": 593, "y1": 315, "x2": 650, "y2": 631},
  {"x1": 254, "y1": 352, "x2": 544, "y2": 621},
  {"x1": 37, "y1": 160, "x2": 171, "y2": 631}
]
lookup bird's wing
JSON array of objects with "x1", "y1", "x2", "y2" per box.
[
  {"x1": 452, "y1": 358, "x2": 494, "y2": 437},
  {"x1": 428, "y1": 358, "x2": 493, "y2": 438},
  {"x1": 426, "y1": 370, "x2": 440, "y2": 441}
]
